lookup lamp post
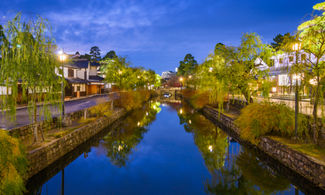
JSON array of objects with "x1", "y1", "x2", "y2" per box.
[
  {"x1": 58, "y1": 50, "x2": 66, "y2": 120},
  {"x1": 292, "y1": 42, "x2": 301, "y2": 138},
  {"x1": 118, "y1": 70, "x2": 122, "y2": 90}
]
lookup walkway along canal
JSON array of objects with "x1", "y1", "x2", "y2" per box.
[{"x1": 25, "y1": 100, "x2": 324, "y2": 194}]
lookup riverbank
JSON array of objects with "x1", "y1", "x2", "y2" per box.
[
  {"x1": 25, "y1": 107, "x2": 126, "y2": 179},
  {"x1": 201, "y1": 105, "x2": 325, "y2": 190}
]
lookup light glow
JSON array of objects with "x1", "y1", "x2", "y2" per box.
[{"x1": 272, "y1": 87, "x2": 277, "y2": 93}]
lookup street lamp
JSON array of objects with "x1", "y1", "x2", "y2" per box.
[
  {"x1": 58, "y1": 50, "x2": 66, "y2": 120},
  {"x1": 292, "y1": 42, "x2": 301, "y2": 138},
  {"x1": 118, "y1": 70, "x2": 122, "y2": 89}
]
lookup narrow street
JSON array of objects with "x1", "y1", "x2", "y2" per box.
[{"x1": 0, "y1": 94, "x2": 116, "y2": 130}]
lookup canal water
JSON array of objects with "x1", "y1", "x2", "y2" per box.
[{"x1": 26, "y1": 101, "x2": 323, "y2": 195}]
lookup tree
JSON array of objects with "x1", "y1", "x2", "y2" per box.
[
  {"x1": 100, "y1": 56, "x2": 130, "y2": 89},
  {"x1": 271, "y1": 33, "x2": 294, "y2": 51},
  {"x1": 103, "y1": 50, "x2": 117, "y2": 60},
  {"x1": 0, "y1": 14, "x2": 62, "y2": 142},
  {"x1": 89, "y1": 46, "x2": 101, "y2": 61},
  {"x1": 177, "y1": 53, "x2": 198, "y2": 76},
  {"x1": 298, "y1": 2, "x2": 325, "y2": 143},
  {"x1": 79, "y1": 53, "x2": 91, "y2": 60},
  {"x1": 226, "y1": 33, "x2": 274, "y2": 103},
  {"x1": 0, "y1": 25, "x2": 5, "y2": 49}
]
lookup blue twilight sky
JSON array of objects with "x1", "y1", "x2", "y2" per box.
[{"x1": 0, "y1": 0, "x2": 323, "y2": 74}]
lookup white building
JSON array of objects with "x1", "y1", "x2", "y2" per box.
[{"x1": 161, "y1": 71, "x2": 176, "y2": 80}]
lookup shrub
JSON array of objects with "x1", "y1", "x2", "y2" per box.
[
  {"x1": 89, "y1": 102, "x2": 112, "y2": 117},
  {"x1": 190, "y1": 91, "x2": 210, "y2": 109},
  {"x1": 114, "y1": 90, "x2": 152, "y2": 111},
  {"x1": 0, "y1": 130, "x2": 27, "y2": 195},
  {"x1": 235, "y1": 102, "x2": 310, "y2": 144}
]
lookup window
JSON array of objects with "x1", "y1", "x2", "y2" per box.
[
  {"x1": 77, "y1": 86, "x2": 81, "y2": 91},
  {"x1": 68, "y1": 68, "x2": 74, "y2": 77},
  {"x1": 289, "y1": 56, "x2": 294, "y2": 62},
  {"x1": 301, "y1": 54, "x2": 306, "y2": 61},
  {"x1": 278, "y1": 74, "x2": 290, "y2": 86},
  {"x1": 279, "y1": 58, "x2": 283, "y2": 64}
]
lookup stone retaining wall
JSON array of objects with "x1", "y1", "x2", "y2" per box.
[
  {"x1": 26, "y1": 109, "x2": 125, "y2": 179},
  {"x1": 9, "y1": 109, "x2": 90, "y2": 144},
  {"x1": 202, "y1": 105, "x2": 325, "y2": 190}
]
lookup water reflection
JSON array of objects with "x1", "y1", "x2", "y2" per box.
[
  {"x1": 26, "y1": 100, "x2": 323, "y2": 195},
  {"x1": 177, "y1": 102, "x2": 295, "y2": 194},
  {"x1": 101, "y1": 102, "x2": 161, "y2": 167}
]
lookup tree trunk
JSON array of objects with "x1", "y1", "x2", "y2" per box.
[
  {"x1": 243, "y1": 90, "x2": 253, "y2": 105},
  {"x1": 33, "y1": 102, "x2": 39, "y2": 143},
  {"x1": 312, "y1": 76, "x2": 320, "y2": 144}
]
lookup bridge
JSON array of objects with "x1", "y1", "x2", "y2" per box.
[{"x1": 156, "y1": 87, "x2": 182, "y2": 100}]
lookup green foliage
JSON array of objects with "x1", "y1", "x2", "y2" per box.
[
  {"x1": 235, "y1": 102, "x2": 310, "y2": 144},
  {"x1": 114, "y1": 90, "x2": 151, "y2": 111},
  {"x1": 182, "y1": 89, "x2": 210, "y2": 109},
  {"x1": 89, "y1": 102, "x2": 112, "y2": 117},
  {"x1": 297, "y1": 1, "x2": 325, "y2": 143},
  {"x1": 0, "y1": 13, "x2": 62, "y2": 142},
  {"x1": 100, "y1": 56, "x2": 158, "y2": 90},
  {"x1": 192, "y1": 34, "x2": 274, "y2": 106},
  {"x1": 0, "y1": 130, "x2": 27, "y2": 195},
  {"x1": 271, "y1": 33, "x2": 295, "y2": 51},
  {"x1": 177, "y1": 53, "x2": 198, "y2": 76},
  {"x1": 89, "y1": 46, "x2": 101, "y2": 61},
  {"x1": 102, "y1": 50, "x2": 117, "y2": 60}
]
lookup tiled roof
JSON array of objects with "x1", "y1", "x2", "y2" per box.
[
  {"x1": 88, "y1": 75, "x2": 104, "y2": 83},
  {"x1": 65, "y1": 59, "x2": 100, "y2": 69},
  {"x1": 66, "y1": 77, "x2": 88, "y2": 84}
]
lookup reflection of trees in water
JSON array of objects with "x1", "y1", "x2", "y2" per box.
[
  {"x1": 102, "y1": 102, "x2": 161, "y2": 167},
  {"x1": 177, "y1": 102, "x2": 291, "y2": 194},
  {"x1": 206, "y1": 149, "x2": 291, "y2": 194},
  {"x1": 178, "y1": 102, "x2": 228, "y2": 171}
]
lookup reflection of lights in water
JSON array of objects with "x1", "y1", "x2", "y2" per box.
[
  {"x1": 180, "y1": 109, "x2": 183, "y2": 114},
  {"x1": 137, "y1": 122, "x2": 140, "y2": 126},
  {"x1": 146, "y1": 112, "x2": 148, "y2": 116},
  {"x1": 161, "y1": 103, "x2": 167, "y2": 107},
  {"x1": 118, "y1": 145, "x2": 123, "y2": 151},
  {"x1": 189, "y1": 120, "x2": 192, "y2": 124},
  {"x1": 208, "y1": 145, "x2": 213, "y2": 152}
]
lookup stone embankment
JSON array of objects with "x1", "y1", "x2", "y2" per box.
[
  {"x1": 202, "y1": 105, "x2": 325, "y2": 190},
  {"x1": 10, "y1": 107, "x2": 126, "y2": 179}
]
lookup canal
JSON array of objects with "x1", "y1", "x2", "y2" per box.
[{"x1": 26, "y1": 101, "x2": 323, "y2": 194}]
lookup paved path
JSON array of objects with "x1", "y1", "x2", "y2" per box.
[{"x1": 0, "y1": 94, "x2": 117, "y2": 130}]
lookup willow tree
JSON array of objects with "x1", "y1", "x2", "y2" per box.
[
  {"x1": 226, "y1": 33, "x2": 274, "y2": 104},
  {"x1": 297, "y1": 2, "x2": 325, "y2": 143},
  {"x1": 0, "y1": 14, "x2": 62, "y2": 142}
]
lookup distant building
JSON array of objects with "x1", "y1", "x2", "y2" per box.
[{"x1": 161, "y1": 71, "x2": 177, "y2": 80}]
